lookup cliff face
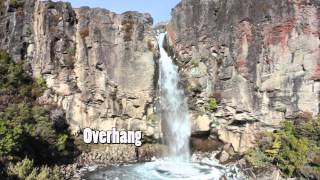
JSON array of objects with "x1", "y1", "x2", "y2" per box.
[
  {"x1": 2, "y1": 0, "x2": 320, "y2": 154},
  {"x1": 168, "y1": 0, "x2": 320, "y2": 152},
  {"x1": 0, "y1": 0, "x2": 160, "y2": 138}
]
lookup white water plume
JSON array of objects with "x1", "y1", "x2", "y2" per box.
[{"x1": 157, "y1": 32, "x2": 191, "y2": 161}]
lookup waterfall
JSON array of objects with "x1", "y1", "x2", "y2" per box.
[
  {"x1": 157, "y1": 33, "x2": 191, "y2": 161},
  {"x1": 84, "y1": 33, "x2": 242, "y2": 180}
]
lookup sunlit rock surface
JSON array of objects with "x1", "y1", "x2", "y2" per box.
[
  {"x1": 1, "y1": 0, "x2": 320, "y2": 156},
  {"x1": 167, "y1": 0, "x2": 320, "y2": 152},
  {"x1": 0, "y1": 0, "x2": 160, "y2": 137}
]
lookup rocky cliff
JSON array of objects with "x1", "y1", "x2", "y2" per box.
[
  {"x1": 167, "y1": 0, "x2": 320, "y2": 153},
  {"x1": 2, "y1": 0, "x2": 320, "y2": 156},
  {"x1": 0, "y1": 0, "x2": 160, "y2": 139}
]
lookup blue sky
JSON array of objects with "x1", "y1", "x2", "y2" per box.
[{"x1": 62, "y1": 0, "x2": 181, "y2": 24}]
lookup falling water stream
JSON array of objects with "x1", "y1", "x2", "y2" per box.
[
  {"x1": 82, "y1": 33, "x2": 241, "y2": 180},
  {"x1": 158, "y1": 33, "x2": 191, "y2": 161}
]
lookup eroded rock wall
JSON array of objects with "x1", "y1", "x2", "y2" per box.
[
  {"x1": 168, "y1": 0, "x2": 320, "y2": 152},
  {"x1": 0, "y1": 0, "x2": 160, "y2": 139}
]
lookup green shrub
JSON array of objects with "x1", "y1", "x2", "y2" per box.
[
  {"x1": 67, "y1": 46, "x2": 76, "y2": 56},
  {"x1": 25, "y1": 26, "x2": 32, "y2": 35},
  {"x1": 264, "y1": 133, "x2": 281, "y2": 157},
  {"x1": 191, "y1": 58, "x2": 200, "y2": 67},
  {"x1": 277, "y1": 136, "x2": 310, "y2": 176},
  {"x1": 296, "y1": 119, "x2": 320, "y2": 143},
  {"x1": 9, "y1": 0, "x2": 25, "y2": 8},
  {"x1": 8, "y1": 158, "x2": 35, "y2": 179},
  {"x1": 51, "y1": 166, "x2": 63, "y2": 180},
  {"x1": 0, "y1": 1, "x2": 5, "y2": 15},
  {"x1": 0, "y1": 50, "x2": 11, "y2": 71},
  {"x1": 245, "y1": 149, "x2": 272, "y2": 168},
  {"x1": 276, "y1": 120, "x2": 320, "y2": 177},
  {"x1": 0, "y1": 50, "x2": 77, "y2": 177},
  {"x1": 0, "y1": 121, "x2": 23, "y2": 157},
  {"x1": 246, "y1": 119, "x2": 320, "y2": 178},
  {"x1": 206, "y1": 98, "x2": 218, "y2": 112},
  {"x1": 8, "y1": 158, "x2": 62, "y2": 180},
  {"x1": 36, "y1": 166, "x2": 50, "y2": 180},
  {"x1": 0, "y1": 50, "x2": 32, "y2": 97},
  {"x1": 56, "y1": 134, "x2": 69, "y2": 151},
  {"x1": 35, "y1": 78, "x2": 47, "y2": 88}
]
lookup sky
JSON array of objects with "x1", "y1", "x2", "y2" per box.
[{"x1": 61, "y1": 0, "x2": 181, "y2": 24}]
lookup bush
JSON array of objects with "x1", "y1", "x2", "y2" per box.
[
  {"x1": 296, "y1": 119, "x2": 320, "y2": 143},
  {"x1": 7, "y1": 158, "x2": 35, "y2": 179},
  {"x1": 36, "y1": 166, "x2": 50, "y2": 180},
  {"x1": 67, "y1": 46, "x2": 76, "y2": 56},
  {"x1": 8, "y1": 158, "x2": 62, "y2": 180},
  {"x1": 0, "y1": 50, "x2": 77, "y2": 177},
  {"x1": 276, "y1": 120, "x2": 320, "y2": 177},
  {"x1": 56, "y1": 134, "x2": 69, "y2": 151},
  {"x1": 245, "y1": 149, "x2": 272, "y2": 169},
  {"x1": 206, "y1": 98, "x2": 218, "y2": 112},
  {"x1": 264, "y1": 133, "x2": 281, "y2": 157},
  {"x1": 9, "y1": 0, "x2": 25, "y2": 9},
  {"x1": 0, "y1": 50, "x2": 11, "y2": 72},
  {"x1": 30, "y1": 106, "x2": 56, "y2": 139},
  {"x1": 0, "y1": 50, "x2": 32, "y2": 97},
  {"x1": 0, "y1": 1, "x2": 5, "y2": 15},
  {"x1": 51, "y1": 166, "x2": 63, "y2": 180},
  {"x1": 35, "y1": 78, "x2": 46, "y2": 89},
  {"x1": 0, "y1": 121, "x2": 23, "y2": 158},
  {"x1": 191, "y1": 58, "x2": 200, "y2": 67},
  {"x1": 245, "y1": 119, "x2": 320, "y2": 178},
  {"x1": 274, "y1": 122, "x2": 311, "y2": 176}
]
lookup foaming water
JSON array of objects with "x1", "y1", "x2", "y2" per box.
[
  {"x1": 83, "y1": 158, "x2": 241, "y2": 180},
  {"x1": 157, "y1": 33, "x2": 191, "y2": 161}
]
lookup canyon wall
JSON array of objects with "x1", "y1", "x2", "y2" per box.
[
  {"x1": 0, "y1": 0, "x2": 160, "y2": 139},
  {"x1": 1, "y1": 0, "x2": 320, "y2": 154},
  {"x1": 167, "y1": 0, "x2": 320, "y2": 152}
]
